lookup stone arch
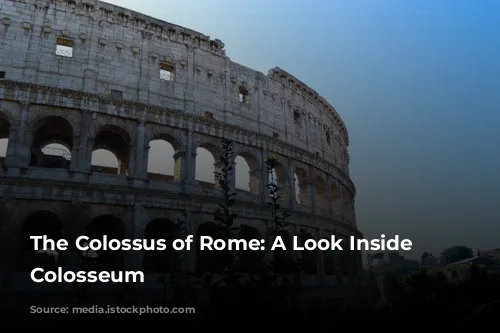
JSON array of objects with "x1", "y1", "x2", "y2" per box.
[
  {"x1": 273, "y1": 230, "x2": 294, "y2": 274},
  {"x1": 85, "y1": 214, "x2": 125, "y2": 271},
  {"x1": 0, "y1": 112, "x2": 11, "y2": 165},
  {"x1": 234, "y1": 150, "x2": 260, "y2": 194},
  {"x1": 238, "y1": 225, "x2": 264, "y2": 273},
  {"x1": 294, "y1": 166, "x2": 310, "y2": 206},
  {"x1": 142, "y1": 218, "x2": 178, "y2": 273},
  {"x1": 315, "y1": 175, "x2": 328, "y2": 212},
  {"x1": 28, "y1": 116, "x2": 74, "y2": 169},
  {"x1": 147, "y1": 132, "x2": 181, "y2": 182},
  {"x1": 195, "y1": 222, "x2": 221, "y2": 274},
  {"x1": 300, "y1": 231, "x2": 318, "y2": 275},
  {"x1": 195, "y1": 140, "x2": 220, "y2": 187},
  {"x1": 91, "y1": 125, "x2": 131, "y2": 176},
  {"x1": 18, "y1": 210, "x2": 63, "y2": 271}
]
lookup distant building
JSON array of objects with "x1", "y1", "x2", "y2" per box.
[
  {"x1": 478, "y1": 248, "x2": 500, "y2": 262},
  {"x1": 370, "y1": 251, "x2": 421, "y2": 277},
  {"x1": 439, "y1": 256, "x2": 500, "y2": 284}
]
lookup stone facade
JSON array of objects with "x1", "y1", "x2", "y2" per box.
[{"x1": 0, "y1": 0, "x2": 362, "y2": 293}]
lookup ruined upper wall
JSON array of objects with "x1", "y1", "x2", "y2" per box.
[{"x1": 0, "y1": 0, "x2": 351, "y2": 172}]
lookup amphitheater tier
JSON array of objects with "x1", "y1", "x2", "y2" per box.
[{"x1": 0, "y1": 0, "x2": 362, "y2": 292}]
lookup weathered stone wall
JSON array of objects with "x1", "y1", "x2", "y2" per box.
[
  {"x1": 0, "y1": 0, "x2": 350, "y2": 170},
  {"x1": 0, "y1": 0, "x2": 362, "y2": 291}
]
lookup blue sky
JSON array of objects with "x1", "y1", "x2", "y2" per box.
[{"x1": 101, "y1": 0, "x2": 500, "y2": 258}]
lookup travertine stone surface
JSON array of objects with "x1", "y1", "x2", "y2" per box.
[{"x1": 0, "y1": 0, "x2": 362, "y2": 290}]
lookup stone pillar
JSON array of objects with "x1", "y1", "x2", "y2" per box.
[
  {"x1": 85, "y1": 137, "x2": 94, "y2": 173},
  {"x1": 309, "y1": 167, "x2": 316, "y2": 214},
  {"x1": 133, "y1": 123, "x2": 146, "y2": 178},
  {"x1": 173, "y1": 151, "x2": 185, "y2": 182},
  {"x1": 70, "y1": 111, "x2": 90, "y2": 173},
  {"x1": 287, "y1": 158, "x2": 296, "y2": 209},
  {"x1": 142, "y1": 144, "x2": 150, "y2": 179},
  {"x1": 338, "y1": 181, "x2": 344, "y2": 220},
  {"x1": 182, "y1": 130, "x2": 196, "y2": 192},
  {"x1": 327, "y1": 175, "x2": 333, "y2": 218},
  {"x1": 260, "y1": 148, "x2": 270, "y2": 204},
  {"x1": 5, "y1": 102, "x2": 30, "y2": 176}
]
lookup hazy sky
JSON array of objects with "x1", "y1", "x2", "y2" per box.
[
  {"x1": 100, "y1": 0, "x2": 499, "y2": 259},
  {"x1": 3, "y1": 0, "x2": 499, "y2": 259}
]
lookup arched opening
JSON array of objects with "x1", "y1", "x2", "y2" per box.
[
  {"x1": 142, "y1": 218, "x2": 177, "y2": 273},
  {"x1": 195, "y1": 145, "x2": 217, "y2": 188},
  {"x1": 238, "y1": 226, "x2": 264, "y2": 274},
  {"x1": 85, "y1": 214, "x2": 125, "y2": 271},
  {"x1": 18, "y1": 210, "x2": 63, "y2": 271},
  {"x1": 295, "y1": 167, "x2": 310, "y2": 207},
  {"x1": 0, "y1": 114, "x2": 10, "y2": 166},
  {"x1": 234, "y1": 156, "x2": 250, "y2": 191},
  {"x1": 273, "y1": 230, "x2": 294, "y2": 274},
  {"x1": 268, "y1": 159, "x2": 288, "y2": 200},
  {"x1": 235, "y1": 152, "x2": 260, "y2": 194},
  {"x1": 29, "y1": 116, "x2": 73, "y2": 169},
  {"x1": 147, "y1": 135, "x2": 178, "y2": 181},
  {"x1": 315, "y1": 176, "x2": 328, "y2": 212},
  {"x1": 91, "y1": 125, "x2": 131, "y2": 175},
  {"x1": 300, "y1": 233, "x2": 318, "y2": 275},
  {"x1": 195, "y1": 222, "x2": 222, "y2": 274}
]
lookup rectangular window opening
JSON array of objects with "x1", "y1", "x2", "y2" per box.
[
  {"x1": 110, "y1": 89, "x2": 123, "y2": 99},
  {"x1": 205, "y1": 111, "x2": 214, "y2": 119},
  {"x1": 160, "y1": 62, "x2": 174, "y2": 81},
  {"x1": 272, "y1": 132, "x2": 279, "y2": 139},
  {"x1": 0, "y1": 71, "x2": 5, "y2": 79},
  {"x1": 239, "y1": 86, "x2": 249, "y2": 104},
  {"x1": 55, "y1": 37, "x2": 73, "y2": 58}
]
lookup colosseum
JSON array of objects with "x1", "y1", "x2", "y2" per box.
[{"x1": 0, "y1": 0, "x2": 362, "y2": 307}]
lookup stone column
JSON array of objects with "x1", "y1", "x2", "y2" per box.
[
  {"x1": 287, "y1": 157, "x2": 296, "y2": 209},
  {"x1": 5, "y1": 102, "x2": 30, "y2": 176},
  {"x1": 133, "y1": 122, "x2": 146, "y2": 179},
  {"x1": 260, "y1": 148, "x2": 270, "y2": 204},
  {"x1": 181, "y1": 130, "x2": 196, "y2": 192},
  {"x1": 84, "y1": 137, "x2": 94, "y2": 173},
  {"x1": 327, "y1": 175, "x2": 333, "y2": 218},
  {"x1": 309, "y1": 167, "x2": 316, "y2": 214},
  {"x1": 337, "y1": 181, "x2": 344, "y2": 220}
]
